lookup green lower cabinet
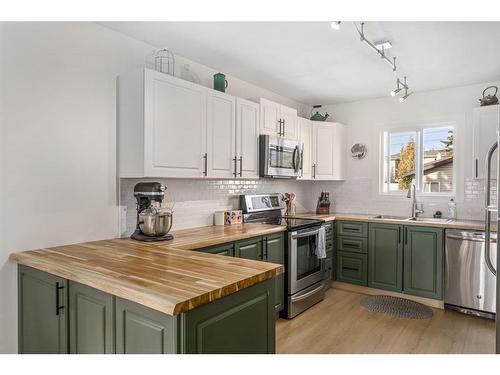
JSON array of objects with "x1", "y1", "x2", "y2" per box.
[
  {"x1": 69, "y1": 282, "x2": 114, "y2": 354},
  {"x1": 115, "y1": 297, "x2": 177, "y2": 354},
  {"x1": 336, "y1": 251, "x2": 367, "y2": 286},
  {"x1": 18, "y1": 265, "x2": 68, "y2": 354},
  {"x1": 198, "y1": 242, "x2": 234, "y2": 256},
  {"x1": 263, "y1": 233, "x2": 285, "y2": 313},
  {"x1": 368, "y1": 223, "x2": 403, "y2": 292},
  {"x1": 234, "y1": 237, "x2": 263, "y2": 260},
  {"x1": 179, "y1": 278, "x2": 275, "y2": 354},
  {"x1": 403, "y1": 226, "x2": 444, "y2": 300}
]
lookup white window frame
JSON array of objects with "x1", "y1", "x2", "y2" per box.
[{"x1": 379, "y1": 121, "x2": 456, "y2": 197}]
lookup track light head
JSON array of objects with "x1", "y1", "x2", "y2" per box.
[
  {"x1": 399, "y1": 92, "x2": 412, "y2": 103},
  {"x1": 390, "y1": 87, "x2": 402, "y2": 97},
  {"x1": 330, "y1": 21, "x2": 341, "y2": 30}
]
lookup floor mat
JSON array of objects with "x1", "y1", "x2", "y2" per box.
[{"x1": 360, "y1": 295, "x2": 433, "y2": 319}]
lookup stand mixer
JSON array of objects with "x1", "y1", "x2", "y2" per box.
[{"x1": 131, "y1": 182, "x2": 174, "y2": 242}]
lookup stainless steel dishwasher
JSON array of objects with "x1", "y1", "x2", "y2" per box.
[{"x1": 445, "y1": 229, "x2": 497, "y2": 319}]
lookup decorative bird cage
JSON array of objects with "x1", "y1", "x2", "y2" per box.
[{"x1": 150, "y1": 48, "x2": 175, "y2": 75}]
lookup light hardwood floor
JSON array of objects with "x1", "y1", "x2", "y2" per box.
[{"x1": 276, "y1": 288, "x2": 495, "y2": 354}]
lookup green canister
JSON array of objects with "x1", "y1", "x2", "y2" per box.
[{"x1": 213, "y1": 72, "x2": 228, "y2": 92}]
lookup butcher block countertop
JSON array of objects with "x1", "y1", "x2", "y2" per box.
[
  {"x1": 148, "y1": 223, "x2": 286, "y2": 250},
  {"x1": 292, "y1": 212, "x2": 487, "y2": 231},
  {"x1": 11, "y1": 224, "x2": 286, "y2": 316}
]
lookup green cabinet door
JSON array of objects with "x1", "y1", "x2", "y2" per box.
[
  {"x1": 69, "y1": 282, "x2": 114, "y2": 354},
  {"x1": 198, "y1": 242, "x2": 234, "y2": 256},
  {"x1": 18, "y1": 265, "x2": 68, "y2": 354},
  {"x1": 115, "y1": 297, "x2": 176, "y2": 354},
  {"x1": 263, "y1": 233, "x2": 285, "y2": 313},
  {"x1": 180, "y1": 278, "x2": 275, "y2": 354},
  {"x1": 403, "y1": 226, "x2": 444, "y2": 300},
  {"x1": 336, "y1": 251, "x2": 367, "y2": 286},
  {"x1": 368, "y1": 223, "x2": 403, "y2": 292},
  {"x1": 234, "y1": 237, "x2": 263, "y2": 260}
]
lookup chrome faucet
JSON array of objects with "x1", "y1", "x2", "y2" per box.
[{"x1": 407, "y1": 184, "x2": 424, "y2": 219}]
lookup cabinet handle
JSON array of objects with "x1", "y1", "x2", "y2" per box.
[
  {"x1": 475, "y1": 158, "x2": 478, "y2": 178},
  {"x1": 312, "y1": 163, "x2": 316, "y2": 179},
  {"x1": 203, "y1": 153, "x2": 208, "y2": 176},
  {"x1": 238, "y1": 156, "x2": 243, "y2": 177},
  {"x1": 263, "y1": 239, "x2": 268, "y2": 260},
  {"x1": 404, "y1": 227, "x2": 408, "y2": 245},
  {"x1": 282, "y1": 119, "x2": 286, "y2": 136},
  {"x1": 300, "y1": 150, "x2": 304, "y2": 177},
  {"x1": 55, "y1": 282, "x2": 65, "y2": 316},
  {"x1": 398, "y1": 227, "x2": 401, "y2": 244},
  {"x1": 233, "y1": 156, "x2": 237, "y2": 177}
]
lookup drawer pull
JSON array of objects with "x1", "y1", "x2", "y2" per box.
[
  {"x1": 342, "y1": 240, "x2": 361, "y2": 247},
  {"x1": 342, "y1": 266, "x2": 360, "y2": 271}
]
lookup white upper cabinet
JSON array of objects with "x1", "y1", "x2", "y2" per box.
[
  {"x1": 207, "y1": 90, "x2": 236, "y2": 178},
  {"x1": 119, "y1": 68, "x2": 207, "y2": 178},
  {"x1": 259, "y1": 98, "x2": 281, "y2": 136},
  {"x1": 118, "y1": 68, "x2": 259, "y2": 179},
  {"x1": 311, "y1": 121, "x2": 345, "y2": 180},
  {"x1": 236, "y1": 98, "x2": 260, "y2": 179},
  {"x1": 281, "y1": 105, "x2": 298, "y2": 139},
  {"x1": 473, "y1": 105, "x2": 499, "y2": 179},
  {"x1": 256, "y1": 98, "x2": 298, "y2": 139},
  {"x1": 298, "y1": 117, "x2": 312, "y2": 180}
]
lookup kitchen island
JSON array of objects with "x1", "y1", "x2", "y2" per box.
[{"x1": 12, "y1": 224, "x2": 286, "y2": 354}]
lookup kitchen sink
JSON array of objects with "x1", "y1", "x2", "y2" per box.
[
  {"x1": 371, "y1": 215, "x2": 409, "y2": 220},
  {"x1": 371, "y1": 215, "x2": 454, "y2": 223},
  {"x1": 405, "y1": 217, "x2": 453, "y2": 223}
]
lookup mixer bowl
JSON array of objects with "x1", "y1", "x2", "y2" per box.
[{"x1": 138, "y1": 209, "x2": 173, "y2": 237}]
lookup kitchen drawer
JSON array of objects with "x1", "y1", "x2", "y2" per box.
[
  {"x1": 336, "y1": 236, "x2": 368, "y2": 254},
  {"x1": 336, "y1": 221, "x2": 368, "y2": 238},
  {"x1": 197, "y1": 242, "x2": 234, "y2": 257},
  {"x1": 336, "y1": 251, "x2": 367, "y2": 286}
]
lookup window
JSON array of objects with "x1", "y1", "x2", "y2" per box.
[{"x1": 381, "y1": 125, "x2": 454, "y2": 195}]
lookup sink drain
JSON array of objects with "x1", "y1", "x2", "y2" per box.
[{"x1": 360, "y1": 295, "x2": 433, "y2": 319}]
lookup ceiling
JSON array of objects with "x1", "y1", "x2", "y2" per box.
[{"x1": 101, "y1": 22, "x2": 500, "y2": 105}]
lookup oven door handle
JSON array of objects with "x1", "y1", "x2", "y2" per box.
[
  {"x1": 291, "y1": 228, "x2": 320, "y2": 239},
  {"x1": 290, "y1": 283, "x2": 324, "y2": 302}
]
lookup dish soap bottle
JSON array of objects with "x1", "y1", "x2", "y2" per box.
[{"x1": 447, "y1": 198, "x2": 457, "y2": 220}]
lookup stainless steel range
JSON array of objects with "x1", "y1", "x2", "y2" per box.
[{"x1": 240, "y1": 193, "x2": 327, "y2": 318}]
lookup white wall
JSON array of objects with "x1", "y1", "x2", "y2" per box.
[
  {"x1": 306, "y1": 81, "x2": 500, "y2": 220},
  {"x1": 0, "y1": 22, "x2": 309, "y2": 353}
]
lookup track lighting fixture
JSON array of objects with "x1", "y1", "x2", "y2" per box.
[
  {"x1": 399, "y1": 92, "x2": 412, "y2": 103},
  {"x1": 394, "y1": 76, "x2": 411, "y2": 103},
  {"x1": 390, "y1": 78, "x2": 402, "y2": 97},
  {"x1": 330, "y1": 21, "x2": 341, "y2": 30}
]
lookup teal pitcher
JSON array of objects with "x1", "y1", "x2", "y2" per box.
[{"x1": 213, "y1": 73, "x2": 228, "y2": 93}]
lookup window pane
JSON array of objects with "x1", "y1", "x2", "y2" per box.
[
  {"x1": 385, "y1": 131, "x2": 417, "y2": 191},
  {"x1": 423, "y1": 127, "x2": 454, "y2": 193}
]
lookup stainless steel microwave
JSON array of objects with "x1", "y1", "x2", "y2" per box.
[{"x1": 259, "y1": 135, "x2": 302, "y2": 178}]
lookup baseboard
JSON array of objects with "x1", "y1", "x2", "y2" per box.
[{"x1": 332, "y1": 281, "x2": 445, "y2": 309}]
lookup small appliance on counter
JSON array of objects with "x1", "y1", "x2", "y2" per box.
[
  {"x1": 316, "y1": 192, "x2": 331, "y2": 214},
  {"x1": 131, "y1": 182, "x2": 174, "y2": 242}
]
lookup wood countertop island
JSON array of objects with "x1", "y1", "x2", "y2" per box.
[
  {"x1": 13, "y1": 223, "x2": 286, "y2": 354},
  {"x1": 12, "y1": 223, "x2": 285, "y2": 316}
]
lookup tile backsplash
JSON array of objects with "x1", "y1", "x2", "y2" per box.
[
  {"x1": 120, "y1": 176, "x2": 492, "y2": 236},
  {"x1": 119, "y1": 178, "x2": 312, "y2": 235}
]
